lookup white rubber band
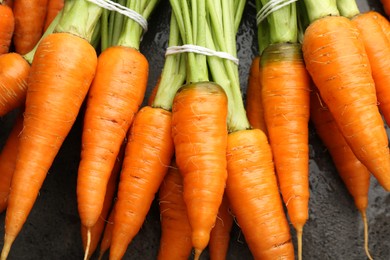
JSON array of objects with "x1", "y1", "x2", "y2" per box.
[
  {"x1": 165, "y1": 44, "x2": 239, "y2": 65},
  {"x1": 87, "y1": 0, "x2": 148, "y2": 32},
  {"x1": 256, "y1": 0, "x2": 298, "y2": 25}
]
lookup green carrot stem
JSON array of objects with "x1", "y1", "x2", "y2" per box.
[
  {"x1": 234, "y1": 0, "x2": 246, "y2": 33},
  {"x1": 23, "y1": 9, "x2": 64, "y2": 64},
  {"x1": 297, "y1": 0, "x2": 310, "y2": 43},
  {"x1": 260, "y1": 0, "x2": 297, "y2": 44},
  {"x1": 255, "y1": 0, "x2": 270, "y2": 54},
  {"x1": 111, "y1": 0, "x2": 127, "y2": 47},
  {"x1": 90, "y1": 18, "x2": 102, "y2": 49},
  {"x1": 170, "y1": 0, "x2": 209, "y2": 83},
  {"x1": 54, "y1": 0, "x2": 102, "y2": 42},
  {"x1": 117, "y1": 0, "x2": 158, "y2": 50},
  {"x1": 152, "y1": 12, "x2": 186, "y2": 110},
  {"x1": 206, "y1": 0, "x2": 250, "y2": 132},
  {"x1": 101, "y1": 9, "x2": 109, "y2": 51},
  {"x1": 303, "y1": 0, "x2": 339, "y2": 23},
  {"x1": 337, "y1": 0, "x2": 360, "y2": 18}
]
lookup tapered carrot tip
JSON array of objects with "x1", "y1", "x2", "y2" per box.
[
  {"x1": 194, "y1": 248, "x2": 202, "y2": 260},
  {"x1": 1, "y1": 234, "x2": 15, "y2": 260},
  {"x1": 360, "y1": 211, "x2": 373, "y2": 260},
  {"x1": 192, "y1": 230, "x2": 209, "y2": 260},
  {"x1": 83, "y1": 229, "x2": 91, "y2": 260},
  {"x1": 296, "y1": 225, "x2": 303, "y2": 260}
]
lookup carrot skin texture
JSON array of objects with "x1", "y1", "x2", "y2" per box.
[
  {"x1": 0, "y1": 112, "x2": 23, "y2": 213},
  {"x1": 352, "y1": 11, "x2": 390, "y2": 126},
  {"x1": 171, "y1": 82, "x2": 228, "y2": 255},
  {"x1": 110, "y1": 106, "x2": 174, "y2": 260},
  {"x1": 157, "y1": 161, "x2": 193, "y2": 260},
  {"x1": 261, "y1": 43, "x2": 310, "y2": 230},
  {"x1": 208, "y1": 194, "x2": 233, "y2": 260},
  {"x1": 77, "y1": 46, "x2": 148, "y2": 229},
  {"x1": 226, "y1": 129, "x2": 294, "y2": 259},
  {"x1": 245, "y1": 56, "x2": 267, "y2": 133},
  {"x1": 0, "y1": 4, "x2": 15, "y2": 55},
  {"x1": 0, "y1": 53, "x2": 30, "y2": 116},
  {"x1": 80, "y1": 142, "x2": 124, "y2": 258},
  {"x1": 302, "y1": 16, "x2": 390, "y2": 191},
  {"x1": 2, "y1": 32, "x2": 97, "y2": 255},
  {"x1": 310, "y1": 88, "x2": 370, "y2": 213},
  {"x1": 43, "y1": 0, "x2": 64, "y2": 32},
  {"x1": 12, "y1": 0, "x2": 49, "y2": 55}
]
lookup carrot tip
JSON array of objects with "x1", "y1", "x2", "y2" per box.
[
  {"x1": 296, "y1": 226, "x2": 303, "y2": 260},
  {"x1": 194, "y1": 248, "x2": 202, "y2": 260},
  {"x1": 83, "y1": 229, "x2": 92, "y2": 260},
  {"x1": 1, "y1": 234, "x2": 15, "y2": 260},
  {"x1": 361, "y1": 211, "x2": 374, "y2": 260}
]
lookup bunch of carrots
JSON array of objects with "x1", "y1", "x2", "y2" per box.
[{"x1": 0, "y1": 0, "x2": 390, "y2": 259}]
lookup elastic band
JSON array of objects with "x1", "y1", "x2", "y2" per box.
[
  {"x1": 87, "y1": 0, "x2": 148, "y2": 32},
  {"x1": 165, "y1": 44, "x2": 239, "y2": 65},
  {"x1": 256, "y1": 0, "x2": 298, "y2": 25}
]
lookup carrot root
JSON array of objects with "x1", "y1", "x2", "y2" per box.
[
  {"x1": 0, "y1": 234, "x2": 14, "y2": 260},
  {"x1": 83, "y1": 228, "x2": 91, "y2": 260},
  {"x1": 361, "y1": 211, "x2": 373, "y2": 260}
]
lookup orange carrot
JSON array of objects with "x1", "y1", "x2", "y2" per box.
[
  {"x1": 108, "y1": 10, "x2": 183, "y2": 259},
  {"x1": 171, "y1": 83, "x2": 228, "y2": 259},
  {"x1": 80, "y1": 142, "x2": 124, "y2": 259},
  {"x1": 12, "y1": 0, "x2": 49, "y2": 55},
  {"x1": 0, "y1": 3, "x2": 14, "y2": 55},
  {"x1": 98, "y1": 201, "x2": 116, "y2": 260},
  {"x1": 302, "y1": 1, "x2": 390, "y2": 191},
  {"x1": 245, "y1": 56, "x2": 267, "y2": 133},
  {"x1": 0, "y1": 53, "x2": 29, "y2": 116},
  {"x1": 261, "y1": 42, "x2": 311, "y2": 258},
  {"x1": 43, "y1": 0, "x2": 64, "y2": 31},
  {"x1": 157, "y1": 160, "x2": 192, "y2": 260},
  {"x1": 226, "y1": 129, "x2": 295, "y2": 259},
  {"x1": 0, "y1": 111, "x2": 23, "y2": 213},
  {"x1": 77, "y1": 2, "x2": 159, "y2": 259},
  {"x1": 310, "y1": 86, "x2": 372, "y2": 259},
  {"x1": 109, "y1": 105, "x2": 174, "y2": 259},
  {"x1": 0, "y1": 1, "x2": 101, "y2": 258},
  {"x1": 208, "y1": 194, "x2": 233, "y2": 260}
]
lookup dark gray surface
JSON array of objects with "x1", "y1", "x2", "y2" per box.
[{"x1": 0, "y1": 0, "x2": 389, "y2": 259}]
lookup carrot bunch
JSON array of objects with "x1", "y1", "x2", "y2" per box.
[
  {"x1": 198, "y1": 0, "x2": 295, "y2": 259},
  {"x1": 106, "y1": 2, "x2": 182, "y2": 257},
  {"x1": 0, "y1": 1, "x2": 102, "y2": 258},
  {"x1": 302, "y1": 1, "x2": 390, "y2": 194},
  {"x1": 76, "y1": 1, "x2": 159, "y2": 258}
]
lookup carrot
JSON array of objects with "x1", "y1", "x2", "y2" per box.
[
  {"x1": 12, "y1": 0, "x2": 49, "y2": 55},
  {"x1": 77, "y1": 1, "x2": 159, "y2": 259},
  {"x1": 208, "y1": 194, "x2": 233, "y2": 260},
  {"x1": 169, "y1": 2, "x2": 233, "y2": 258},
  {"x1": 80, "y1": 142, "x2": 124, "y2": 259},
  {"x1": 0, "y1": 9, "x2": 61, "y2": 117},
  {"x1": 258, "y1": 2, "x2": 311, "y2": 259},
  {"x1": 0, "y1": 111, "x2": 23, "y2": 213},
  {"x1": 157, "y1": 160, "x2": 192, "y2": 260},
  {"x1": 0, "y1": 1, "x2": 102, "y2": 258},
  {"x1": 310, "y1": 86, "x2": 372, "y2": 260},
  {"x1": 302, "y1": 0, "x2": 390, "y2": 191},
  {"x1": 0, "y1": 2, "x2": 14, "y2": 55},
  {"x1": 108, "y1": 10, "x2": 184, "y2": 259},
  {"x1": 226, "y1": 129, "x2": 294, "y2": 259},
  {"x1": 3, "y1": 0, "x2": 12, "y2": 8},
  {"x1": 43, "y1": 0, "x2": 64, "y2": 32},
  {"x1": 245, "y1": 56, "x2": 267, "y2": 133},
  {"x1": 97, "y1": 201, "x2": 116, "y2": 260},
  {"x1": 338, "y1": 0, "x2": 390, "y2": 128},
  {"x1": 204, "y1": 1, "x2": 295, "y2": 258}
]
